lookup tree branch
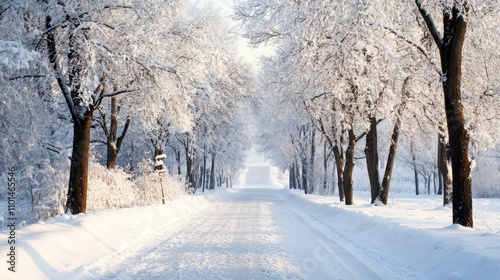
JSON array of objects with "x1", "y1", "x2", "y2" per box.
[
  {"x1": 46, "y1": 15, "x2": 77, "y2": 121},
  {"x1": 96, "y1": 107, "x2": 109, "y2": 138},
  {"x1": 310, "y1": 92, "x2": 332, "y2": 101},
  {"x1": 9, "y1": 74, "x2": 46, "y2": 80},
  {"x1": 415, "y1": 0, "x2": 443, "y2": 51},
  {"x1": 382, "y1": 25, "x2": 441, "y2": 74},
  {"x1": 116, "y1": 116, "x2": 131, "y2": 153},
  {"x1": 40, "y1": 142, "x2": 63, "y2": 154},
  {"x1": 86, "y1": 20, "x2": 115, "y2": 30},
  {"x1": 101, "y1": 88, "x2": 137, "y2": 99},
  {"x1": 36, "y1": 4, "x2": 133, "y2": 49},
  {"x1": 91, "y1": 75, "x2": 107, "y2": 110},
  {"x1": 91, "y1": 139, "x2": 107, "y2": 145},
  {"x1": 35, "y1": 23, "x2": 61, "y2": 49}
]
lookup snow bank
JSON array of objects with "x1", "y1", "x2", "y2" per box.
[
  {"x1": 285, "y1": 190, "x2": 500, "y2": 280},
  {"x1": 0, "y1": 189, "x2": 227, "y2": 280}
]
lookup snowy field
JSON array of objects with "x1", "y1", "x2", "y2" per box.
[{"x1": 0, "y1": 166, "x2": 499, "y2": 280}]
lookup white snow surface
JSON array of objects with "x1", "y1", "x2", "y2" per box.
[{"x1": 1, "y1": 166, "x2": 500, "y2": 280}]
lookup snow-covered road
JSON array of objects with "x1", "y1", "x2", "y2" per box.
[
  {"x1": 2, "y1": 165, "x2": 498, "y2": 280},
  {"x1": 79, "y1": 188, "x2": 416, "y2": 280}
]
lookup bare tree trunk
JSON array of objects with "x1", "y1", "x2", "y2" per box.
[
  {"x1": 427, "y1": 172, "x2": 431, "y2": 195},
  {"x1": 441, "y1": 4, "x2": 472, "y2": 227},
  {"x1": 411, "y1": 141, "x2": 419, "y2": 196},
  {"x1": 295, "y1": 159, "x2": 302, "y2": 190},
  {"x1": 308, "y1": 128, "x2": 316, "y2": 194},
  {"x1": 343, "y1": 128, "x2": 356, "y2": 205},
  {"x1": 301, "y1": 157, "x2": 308, "y2": 194},
  {"x1": 323, "y1": 143, "x2": 328, "y2": 194},
  {"x1": 176, "y1": 150, "x2": 181, "y2": 177},
  {"x1": 202, "y1": 145, "x2": 207, "y2": 192},
  {"x1": 416, "y1": 0, "x2": 472, "y2": 227},
  {"x1": 293, "y1": 163, "x2": 297, "y2": 189},
  {"x1": 365, "y1": 116, "x2": 380, "y2": 203},
  {"x1": 104, "y1": 97, "x2": 131, "y2": 169},
  {"x1": 300, "y1": 126, "x2": 309, "y2": 194},
  {"x1": 438, "y1": 128, "x2": 453, "y2": 205},
  {"x1": 433, "y1": 169, "x2": 437, "y2": 195},
  {"x1": 106, "y1": 97, "x2": 119, "y2": 167},
  {"x1": 437, "y1": 135, "x2": 444, "y2": 195},
  {"x1": 210, "y1": 153, "x2": 216, "y2": 190},
  {"x1": 184, "y1": 136, "x2": 195, "y2": 191},
  {"x1": 333, "y1": 144, "x2": 345, "y2": 202},
  {"x1": 66, "y1": 113, "x2": 92, "y2": 214},
  {"x1": 331, "y1": 160, "x2": 336, "y2": 196},
  {"x1": 378, "y1": 113, "x2": 402, "y2": 204}
]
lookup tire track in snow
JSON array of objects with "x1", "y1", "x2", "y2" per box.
[
  {"x1": 75, "y1": 194, "x2": 228, "y2": 279},
  {"x1": 279, "y1": 190, "x2": 420, "y2": 280}
]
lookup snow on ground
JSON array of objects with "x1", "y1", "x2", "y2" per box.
[
  {"x1": 0, "y1": 191, "x2": 227, "y2": 280},
  {"x1": 285, "y1": 190, "x2": 500, "y2": 280},
  {"x1": 1, "y1": 165, "x2": 499, "y2": 279}
]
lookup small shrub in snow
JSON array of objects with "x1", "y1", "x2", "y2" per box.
[
  {"x1": 135, "y1": 160, "x2": 184, "y2": 205},
  {"x1": 87, "y1": 161, "x2": 137, "y2": 211}
]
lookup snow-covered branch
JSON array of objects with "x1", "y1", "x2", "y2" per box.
[
  {"x1": 382, "y1": 25, "x2": 441, "y2": 75},
  {"x1": 415, "y1": 0, "x2": 443, "y2": 50},
  {"x1": 101, "y1": 88, "x2": 137, "y2": 99},
  {"x1": 8, "y1": 74, "x2": 46, "y2": 80}
]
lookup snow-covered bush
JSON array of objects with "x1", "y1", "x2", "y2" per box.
[
  {"x1": 473, "y1": 157, "x2": 500, "y2": 198},
  {"x1": 135, "y1": 160, "x2": 184, "y2": 206},
  {"x1": 87, "y1": 159, "x2": 185, "y2": 211},
  {"x1": 87, "y1": 161, "x2": 137, "y2": 211},
  {"x1": 28, "y1": 160, "x2": 67, "y2": 220}
]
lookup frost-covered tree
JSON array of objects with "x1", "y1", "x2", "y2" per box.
[
  {"x1": 3, "y1": 0, "x2": 193, "y2": 214},
  {"x1": 412, "y1": 0, "x2": 500, "y2": 227},
  {"x1": 39, "y1": 1, "x2": 178, "y2": 214},
  {"x1": 0, "y1": 1, "x2": 71, "y2": 220}
]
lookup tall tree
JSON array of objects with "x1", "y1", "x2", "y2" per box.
[
  {"x1": 44, "y1": 8, "x2": 134, "y2": 213},
  {"x1": 415, "y1": 0, "x2": 472, "y2": 227},
  {"x1": 40, "y1": 0, "x2": 186, "y2": 213}
]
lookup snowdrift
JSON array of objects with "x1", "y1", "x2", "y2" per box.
[{"x1": 0, "y1": 190, "x2": 227, "y2": 280}]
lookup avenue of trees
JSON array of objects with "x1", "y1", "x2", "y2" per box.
[
  {"x1": 235, "y1": 0, "x2": 499, "y2": 227},
  {"x1": 0, "y1": 0, "x2": 498, "y2": 229}
]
